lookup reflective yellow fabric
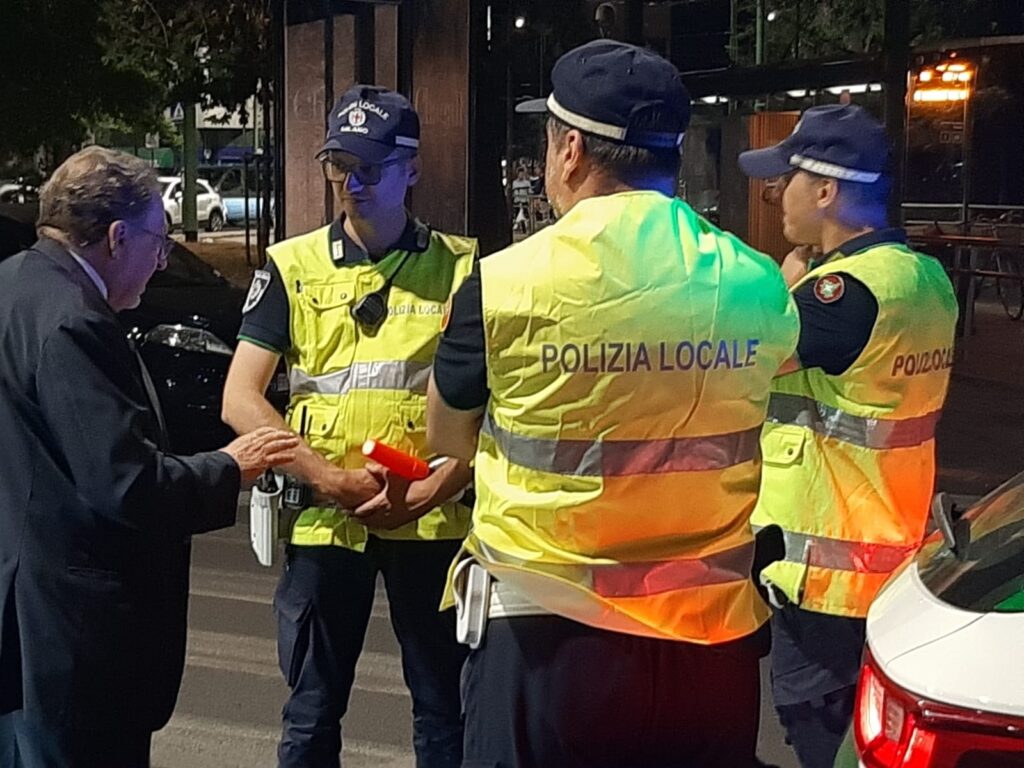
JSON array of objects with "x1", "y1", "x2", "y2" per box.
[
  {"x1": 269, "y1": 224, "x2": 476, "y2": 549},
  {"x1": 467, "y1": 191, "x2": 800, "y2": 643},
  {"x1": 752, "y1": 242, "x2": 958, "y2": 617}
]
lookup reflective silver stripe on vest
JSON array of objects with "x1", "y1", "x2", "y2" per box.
[
  {"x1": 478, "y1": 541, "x2": 755, "y2": 597},
  {"x1": 768, "y1": 393, "x2": 941, "y2": 450},
  {"x1": 290, "y1": 360, "x2": 432, "y2": 397},
  {"x1": 753, "y1": 524, "x2": 917, "y2": 574},
  {"x1": 481, "y1": 414, "x2": 760, "y2": 477}
]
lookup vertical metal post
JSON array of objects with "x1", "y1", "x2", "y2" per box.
[
  {"x1": 624, "y1": 0, "x2": 643, "y2": 45},
  {"x1": 322, "y1": 0, "x2": 334, "y2": 226},
  {"x1": 755, "y1": 0, "x2": 765, "y2": 65},
  {"x1": 883, "y1": 0, "x2": 910, "y2": 225},
  {"x1": 272, "y1": 0, "x2": 286, "y2": 242},
  {"x1": 961, "y1": 90, "x2": 974, "y2": 233},
  {"x1": 243, "y1": 158, "x2": 252, "y2": 265},
  {"x1": 355, "y1": 5, "x2": 376, "y2": 83},
  {"x1": 794, "y1": 0, "x2": 801, "y2": 59},
  {"x1": 729, "y1": 0, "x2": 738, "y2": 64},
  {"x1": 183, "y1": 103, "x2": 199, "y2": 242}
]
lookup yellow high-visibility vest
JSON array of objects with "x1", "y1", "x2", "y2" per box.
[
  {"x1": 464, "y1": 191, "x2": 800, "y2": 643},
  {"x1": 269, "y1": 223, "x2": 476, "y2": 550},
  {"x1": 751, "y1": 242, "x2": 958, "y2": 617}
]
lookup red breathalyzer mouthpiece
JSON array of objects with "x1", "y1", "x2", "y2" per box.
[{"x1": 361, "y1": 440, "x2": 430, "y2": 480}]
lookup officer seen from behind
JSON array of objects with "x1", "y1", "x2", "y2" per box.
[
  {"x1": 427, "y1": 40, "x2": 800, "y2": 768},
  {"x1": 740, "y1": 105, "x2": 959, "y2": 768},
  {"x1": 222, "y1": 86, "x2": 475, "y2": 768}
]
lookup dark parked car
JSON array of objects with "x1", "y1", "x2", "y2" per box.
[{"x1": 0, "y1": 211, "x2": 287, "y2": 454}]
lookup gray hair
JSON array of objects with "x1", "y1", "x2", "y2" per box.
[{"x1": 37, "y1": 146, "x2": 160, "y2": 246}]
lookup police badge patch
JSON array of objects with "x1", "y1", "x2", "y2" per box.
[
  {"x1": 243, "y1": 269, "x2": 272, "y2": 313},
  {"x1": 813, "y1": 274, "x2": 845, "y2": 304}
]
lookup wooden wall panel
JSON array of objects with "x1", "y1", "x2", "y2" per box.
[
  {"x1": 746, "y1": 111, "x2": 800, "y2": 262},
  {"x1": 406, "y1": 0, "x2": 470, "y2": 234},
  {"x1": 375, "y1": 5, "x2": 398, "y2": 91},
  {"x1": 284, "y1": 21, "x2": 327, "y2": 238}
]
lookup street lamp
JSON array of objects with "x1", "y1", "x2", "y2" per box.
[
  {"x1": 767, "y1": 10, "x2": 778, "y2": 22},
  {"x1": 514, "y1": 16, "x2": 526, "y2": 29}
]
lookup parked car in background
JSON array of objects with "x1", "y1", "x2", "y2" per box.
[
  {"x1": 0, "y1": 180, "x2": 39, "y2": 205},
  {"x1": 842, "y1": 477, "x2": 1024, "y2": 767},
  {"x1": 160, "y1": 176, "x2": 225, "y2": 232},
  {"x1": 215, "y1": 166, "x2": 275, "y2": 227},
  {"x1": 0, "y1": 212, "x2": 287, "y2": 454}
]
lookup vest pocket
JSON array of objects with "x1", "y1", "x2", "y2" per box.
[
  {"x1": 295, "y1": 282, "x2": 357, "y2": 365},
  {"x1": 762, "y1": 425, "x2": 807, "y2": 467},
  {"x1": 290, "y1": 404, "x2": 343, "y2": 462}
]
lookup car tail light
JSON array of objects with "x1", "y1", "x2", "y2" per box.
[{"x1": 855, "y1": 650, "x2": 1024, "y2": 767}]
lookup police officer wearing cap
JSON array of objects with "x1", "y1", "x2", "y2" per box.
[
  {"x1": 739, "y1": 105, "x2": 959, "y2": 767},
  {"x1": 222, "y1": 86, "x2": 476, "y2": 768},
  {"x1": 427, "y1": 40, "x2": 800, "y2": 767}
]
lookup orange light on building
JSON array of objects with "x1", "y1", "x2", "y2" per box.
[
  {"x1": 911, "y1": 59, "x2": 974, "y2": 105},
  {"x1": 913, "y1": 89, "x2": 969, "y2": 103}
]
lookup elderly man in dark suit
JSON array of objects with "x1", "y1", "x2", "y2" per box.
[{"x1": 0, "y1": 146, "x2": 300, "y2": 768}]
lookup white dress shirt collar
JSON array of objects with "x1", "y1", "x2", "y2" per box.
[{"x1": 68, "y1": 249, "x2": 109, "y2": 301}]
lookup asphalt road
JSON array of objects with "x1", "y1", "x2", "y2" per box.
[{"x1": 153, "y1": 499, "x2": 799, "y2": 768}]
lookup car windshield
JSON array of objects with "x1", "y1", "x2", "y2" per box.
[
  {"x1": 160, "y1": 180, "x2": 176, "y2": 196},
  {"x1": 917, "y1": 472, "x2": 1024, "y2": 613},
  {"x1": 156, "y1": 242, "x2": 229, "y2": 287}
]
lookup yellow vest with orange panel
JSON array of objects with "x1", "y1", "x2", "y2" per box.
[
  {"x1": 466, "y1": 191, "x2": 800, "y2": 643},
  {"x1": 751, "y1": 242, "x2": 958, "y2": 618},
  {"x1": 269, "y1": 224, "x2": 476, "y2": 550}
]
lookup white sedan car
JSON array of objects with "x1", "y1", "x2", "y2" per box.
[
  {"x1": 849, "y1": 474, "x2": 1024, "y2": 767},
  {"x1": 159, "y1": 176, "x2": 225, "y2": 232}
]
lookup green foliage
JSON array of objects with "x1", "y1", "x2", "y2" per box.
[
  {"x1": 0, "y1": 0, "x2": 159, "y2": 164},
  {"x1": 731, "y1": 0, "x2": 997, "y2": 65},
  {"x1": 0, "y1": 0, "x2": 270, "y2": 167},
  {"x1": 100, "y1": 0, "x2": 272, "y2": 117}
]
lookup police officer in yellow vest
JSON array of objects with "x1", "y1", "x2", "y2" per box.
[
  {"x1": 739, "y1": 105, "x2": 959, "y2": 768},
  {"x1": 222, "y1": 86, "x2": 475, "y2": 768},
  {"x1": 426, "y1": 41, "x2": 800, "y2": 768}
]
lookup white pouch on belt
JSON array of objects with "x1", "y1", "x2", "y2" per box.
[
  {"x1": 249, "y1": 473, "x2": 284, "y2": 567},
  {"x1": 453, "y1": 559, "x2": 491, "y2": 649}
]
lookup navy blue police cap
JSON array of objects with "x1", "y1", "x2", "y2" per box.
[
  {"x1": 516, "y1": 39, "x2": 690, "y2": 151},
  {"x1": 317, "y1": 85, "x2": 420, "y2": 163},
  {"x1": 739, "y1": 104, "x2": 890, "y2": 183}
]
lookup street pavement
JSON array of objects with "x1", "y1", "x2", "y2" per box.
[{"x1": 153, "y1": 501, "x2": 800, "y2": 768}]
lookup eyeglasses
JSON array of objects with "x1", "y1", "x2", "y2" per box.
[
  {"x1": 134, "y1": 224, "x2": 174, "y2": 258},
  {"x1": 321, "y1": 156, "x2": 404, "y2": 186},
  {"x1": 761, "y1": 171, "x2": 795, "y2": 205}
]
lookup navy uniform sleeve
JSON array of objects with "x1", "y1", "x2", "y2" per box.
[
  {"x1": 238, "y1": 259, "x2": 290, "y2": 354},
  {"x1": 793, "y1": 272, "x2": 879, "y2": 376},
  {"x1": 433, "y1": 263, "x2": 488, "y2": 410}
]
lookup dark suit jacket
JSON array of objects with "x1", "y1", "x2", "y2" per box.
[{"x1": 0, "y1": 239, "x2": 240, "y2": 733}]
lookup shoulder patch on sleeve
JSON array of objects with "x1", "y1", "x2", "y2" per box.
[
  {"x1": 243, "y1": 269, "x2": 272, "y2": 313},
  {"x1": 813, "y1": 274, "x2": 845, "y2": 304}
]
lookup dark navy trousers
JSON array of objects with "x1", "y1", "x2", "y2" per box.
[
  {"x1": 274, "y1": 539, "x2": 467, "y2": 768},
  {"x1": 461, "y1": 614, "x2": 768, "y2": 768}
]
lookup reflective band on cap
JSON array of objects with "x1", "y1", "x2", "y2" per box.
[
  {"x1": 481, "y1": 414, "x2": 760, "y2": 477},
  {"x1": 290, "y1": 360, "x2": 431, "y2": 396},
  {"x1": 768, "y1": 393, "x2": 940, "y2": 450},
  {"x1": 478, "y1": 541, "x2": 755, "y2": 598},
  {"x1": 547, "y1": 95, "x2": 684, "y2": 148},
  {"x1": 395, "y1": 136, "x2": 419, "y2": 148},
  {"x1": 752, "y1": 525, "x2": 917, "y2": 573},
  {"x1": 789, "y1": 154, "x2": 881, "y2": 184}
]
